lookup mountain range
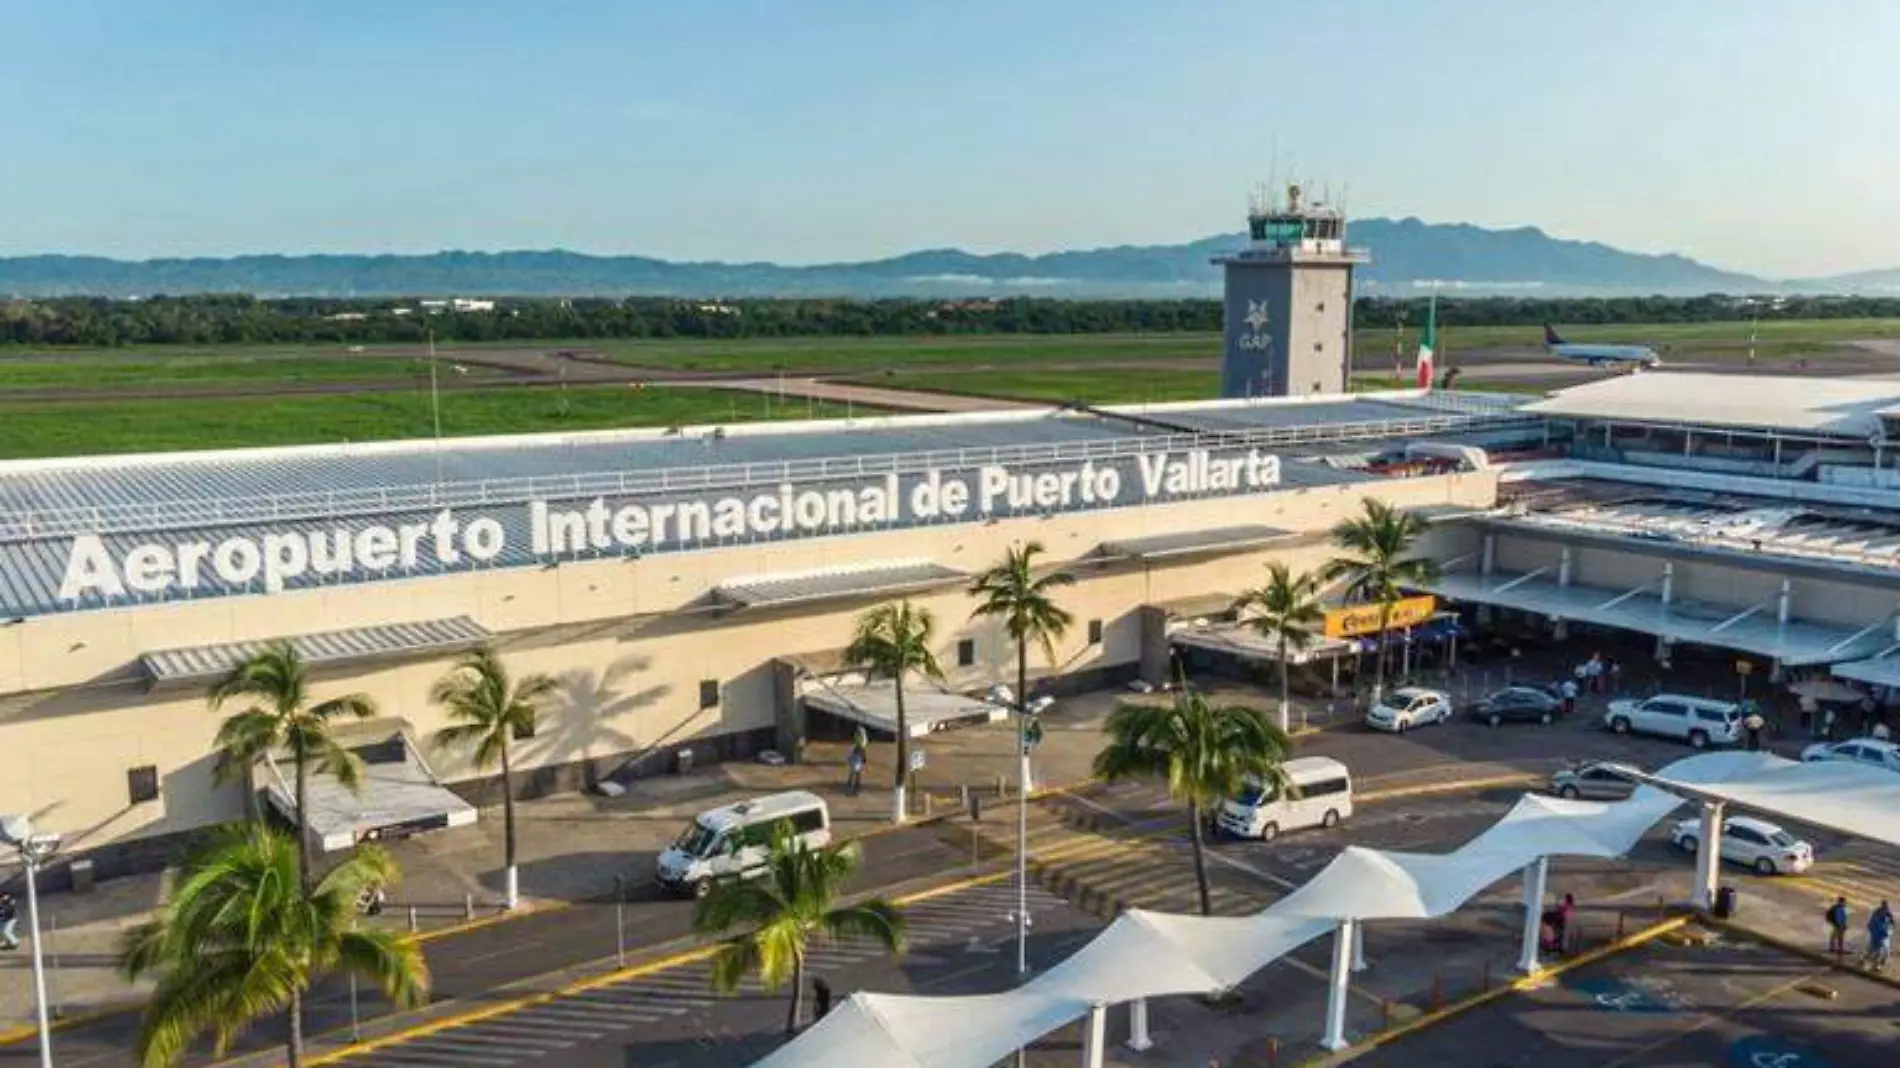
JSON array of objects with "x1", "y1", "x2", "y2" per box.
[{"x1": 0, "y1": 218, "x2": 1890, "y2": 299}]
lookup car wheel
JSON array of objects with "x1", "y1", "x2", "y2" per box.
[
  {"x1": 1559, "y1": 785, "x2": 1581, "y2": 800},
  {"x1": 1676, "y1": 835, "x2": 1698, "y2": 854},
  {"x1": 1321, "y1": 809, "x2": 1340, "y2": 829},
  {"x1": 1754, "y1": 856, "x2": 1777, "y2": 876},
  {"x1": 1611, "y1": 717, "x2": 1631, "y2": 734},
  {"x1": 1688, "y1": 730, "x2": 1709, "y2": 749},
  {"x1": 1488, "y1": 713, "x2": 1502, "y2": 728},
  {"x1": 692, "y1": 879, "x2": 714, "y2": 900},
  {"x1": 1539, "y1": 712, "x2": 1553, "y2": 725},
  {"x1": 1259, "y1": 822, "x2": 1279, "y2": 842}
]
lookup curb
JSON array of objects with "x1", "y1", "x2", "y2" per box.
[
  {"x1": 1293, "y1": 914, "x2": 1693, "y2": 1066},
  {"x1": 1702, "y1": 915, "x2": 1900, "y2": 993}
]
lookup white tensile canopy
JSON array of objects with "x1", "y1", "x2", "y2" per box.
[{"x1": 752, "y1": 752, "x2": 1896, "y2": 1068}]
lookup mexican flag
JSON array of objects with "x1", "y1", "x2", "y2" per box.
[{"x1": 1416, "y1": 294, "x2": 1437, "y2": 389}]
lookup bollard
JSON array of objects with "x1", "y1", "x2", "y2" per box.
[
  {"x1": 408, "y1": 905, "x2": 419, "y2": 933},
  {"x1": 1381, "y1": 998, "x2": 1392, "y2": 1031},
  {"x1": 1481, "y1": 961, "x2": 1491, "y2": 992},
  {"x1": 1616, "y1": 910, "x2": 1626, "y2": 941},
  {"x1": 1265, "y1": 1037, "x2": 1279, "y2": 1068},
  {"x1": 1431, "y1": 973, "x2": 1443, "y2": 1012},
  {"x1": 464, "y1": 893, "x2": 475, "y2": 921}
]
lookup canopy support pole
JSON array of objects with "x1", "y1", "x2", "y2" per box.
[
  {"x1": 1082, "y1": 1002, "x2": 1106, "y2": 1068},
  {"x1": 1321, "y1": 919, "x2": 1355, "y2": 1052},
  {"x1": 1693, "y1": 801, "x2": 1724, "y2": 910},
  {"x1": 1125, "y1": 997, "x2": 1153, "y2": 1052},
  {"x1": 1517, "y1": 856, "x2": 1549, "y2": 975},
  {"x1": 1351, "y1": 921, "x2": 1368, "y2": 972}
]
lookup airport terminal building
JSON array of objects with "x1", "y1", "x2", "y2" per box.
[
  {"x1": 0, "y1": 391, "x2": 1528, "y2": 874},
  {"x1": 12, "y1": 371, "x2": 1900, "y2": 876}
]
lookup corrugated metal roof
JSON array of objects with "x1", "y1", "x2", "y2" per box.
[
  {"x1": 1525, "y1": 373, "x2": 1900, "y2": 438},
  {"x1": 140, "y1": 615, "x2": 491, "y2": 684},
  {"x1": 714, "y1": 562, "x2": 967, "y2": 610},
  {"x1": 1099, "y1": 524, "x2": 1295, "y2": 561}
]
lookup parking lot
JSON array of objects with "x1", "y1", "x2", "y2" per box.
[{"x1": 1352, "y1": 927, "x2": 1899, "y2": 1068}]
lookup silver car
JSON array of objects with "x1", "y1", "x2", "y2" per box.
[{"x1": 1547, "y1": 761, "x2": 1641, "y2": 801}]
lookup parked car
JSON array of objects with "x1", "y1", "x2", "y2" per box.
[
  {"x1": 1604, "y1": 694, "x2": 1742, "y2": 748},
  {"x1": 1547, "y1": 760, "x2": 1641, "y2": 801},
  {"x1": 1800, "y1": 737, "x2": 1900, "y2": 774},
  {"x1": 1668, "y1": 815, "x2": 1814, "y2": 876},
  {"x1": 1466, "y1": 687, "x2": 1562, "y2": 727},
  {"x1": 1365, "y1": 687, "x2": 1453, "y2": 733}
]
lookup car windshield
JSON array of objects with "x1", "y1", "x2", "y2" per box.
[
  {"x1": 1233, "y1": 779, "x2": 1281, "y2": 807},
  {"x1": 673, "y1": 822, "x2": 720, "y2": 857}
]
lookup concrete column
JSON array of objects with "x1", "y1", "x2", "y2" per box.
[
  {"x1": 1125, "y1": 997, "x2": 1153, "y2": 1052},
  {"x1": 1770, "y1": 657, "x2": 1784, "y2": 684},
  {"x1": 1321, "y1": 919, "x2": 1355, "y2": 1052},
  {"x1": 1082, "y1": 1002, "x2": 1107, "y2": 1068},
  {"x1": 1136, "y1": 606, "x2": 1172, "y2": 686},
  {"x1": 1480, "y1": 533, "x2": 1497, "y2": 576},
  {"x1": 1693, "y1": 801, "x2": 1725, "y2": 910},
  {"x1": 1351, "y1": 920, "x2": 1368, "y2": 972},
  {"x1": 1517, "y1": 856, "x2": 1549, "y2": 975},
  {"x1": 1558, "y1": 546, "x2": 1573, "y2": 587},
  {"x1": 1660, "y1": 562, "x2": 1675, "y2": 607},
  {"x1": 1553, "y1": 618, "x2": 1570, "y2": 641},
  {"x1": 1777, "y1": 578, "x2": 1792, "y2": 626}
]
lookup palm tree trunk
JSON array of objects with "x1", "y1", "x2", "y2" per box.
[
  {"x1": 286, "y1": 988, "x2": 304, "y2": 1068},
  {"x1": 1373, "y1": 600, "x2": 1394, "y2": 702},
  {"x1": 891, "y1": 676, "x2": 909, "y2": 824},
  {"x1": 785, "y1": 954, "x2": 806, "y2": 1036},
  {"x1": 294, "y1": 751, "x2": 311, "y2": 897},
  {"x1": 1277, "y1": 634, "x2": 1291, "y2": 734},
  {"x1": 1188, "y1": 800, "x2": 1213, "y2": 917},
  {"x1": 501, "y1": 740, "x2": 519, "y2": 910}
]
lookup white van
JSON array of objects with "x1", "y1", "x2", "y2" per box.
[
  {"x1": 1216, "y1": 757, "x2": 1353, "y2": 841},
  {"x1": 654, "y1": 791, "x2": 831, "y2": 898}
]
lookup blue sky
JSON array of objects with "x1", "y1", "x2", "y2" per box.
[{"x1": 3, "y1": 0, "x2": 1894, "y2": 277}]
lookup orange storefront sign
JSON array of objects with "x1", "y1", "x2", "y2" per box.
[{"x1": 1322, "y1": 595, "x2": 1437, "y2": 639}]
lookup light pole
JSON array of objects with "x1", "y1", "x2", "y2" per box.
[{"x1": 2, "y1": 814, "x2": 61, "y2": 1068}]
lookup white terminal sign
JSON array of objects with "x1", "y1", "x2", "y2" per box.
[{"x1": 56, "y1": 449, "x2": 1281, "y2": 603}]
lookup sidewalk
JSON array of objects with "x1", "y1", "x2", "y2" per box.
[{"x1": 0, "y1": 674, "x2": 1520, "y2": 1039}]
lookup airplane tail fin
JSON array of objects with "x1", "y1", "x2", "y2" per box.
[{"x1": 1542, "y1": 324, "x2": 1566, "y2": 347}]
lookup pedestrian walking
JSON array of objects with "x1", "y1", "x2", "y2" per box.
[
  {"x1": 1865, "y1": 900, "x2": 1893, "y2": 973},
  {"x1": 813, "y1": 977, "x2": 834, "y2": 1020},
  {"x1": 1822, "y1": 706, "x2": 1838, "y2": 742},
  {"x1": 1583, "y1": 653, "x2": 1605, "y2": 694},
  {"x1": 1873, "y1": 719, "x2": 1892, "y2": 742},
  {"x1": 1743, "y1": 707, "x2": 1766, "y2": 751},
  {"x1": 845, "y1": 745, "x2": 865, "y2": 796},
  {"x1": 1826, "y1": 896, "x2": 1850, "y2": 956},
  {"x1": 1559, "y1": 677, "x2": 1579, "y2": 717},
  {"x1": 1798, "y1": 693, "x2": 1818, "y2": 735},
  {"x1": 0, "y1": 892, "x2": 17, "y2": 950}
]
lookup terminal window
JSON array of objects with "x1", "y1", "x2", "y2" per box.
[
  {"x1": 957, "y1": 639, "x2": 976, "y2": 667},
  {"x1": 1088, "y1": 619, "x2": 1104, "y2": 645},
  {"x1": 511, "y1": 720, "x2": 536, "y2": 741},
  {"x1": 699, "y1": 679, "x2": 720, "y2": 709},
  {"x1": 128, "y1": 765, "x2": 159, "y2": 805}
]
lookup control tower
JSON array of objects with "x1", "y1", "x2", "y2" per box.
[{"x1": 1212, "y1": 184, "x2": 1370, "y2": 398}]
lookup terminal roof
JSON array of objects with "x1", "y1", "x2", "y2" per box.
[{"x1": 1524, "y1": 372, "x2": 1900, "y2": 439}]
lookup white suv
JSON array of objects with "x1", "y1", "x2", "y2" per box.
[
  {"x1": 1669, "y1": 815, "x2": 1814, "y2": 875},
  {"x1": 1800, "y1": 738, "x2": 1900, "y2": 774},
  {"x1": 1604, "y1": 694, "x2": 1741, "y2": 748},
  {"x1": 1365, "y1": 687, "x2": 1453, "y2": 733}
]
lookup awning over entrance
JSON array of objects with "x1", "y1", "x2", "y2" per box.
[
  {"x1": 1171, "y1": 623, "x2": 1361, "y2": 665},
  {"x1": 260, "y1": 720, "x2": 477, "y2": 853},
  {"x1": 1429, "y1": 570, "x2": 1892, "y2": 667},
  {"x1": 1099, "y1": 524, "x2": 1295, "y2": 561},
  {"x1": 1830, "y1": 649, "x2": 1900, "y2": 689},
  {"x1": 800, "y1": 679, "x2": 1006, "y2": 739},
  {"x1": 140, "y1": 616, "x2": 492, "y2": 687},
  {"x1": 713, "y1": 561, "x2": 967, "y2": 611}
]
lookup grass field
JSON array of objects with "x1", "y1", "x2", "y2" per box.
[
  {"x1": 0, "y1": 386, "x2": 857, "y2": 459},
  {"x1": 0, "y1": 352, "x2": 449, "y2": 390},
  {"x1": 851, "y1": 368, "x2": 1221, "y2": 405},
  {"x1": 588, "y1": 332, "x2": 1218, "y2": 373},
  {"x1": 1369, "y1": 316, "x2": 1900, "y2": 361}
]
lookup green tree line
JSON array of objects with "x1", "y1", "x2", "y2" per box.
[{"x1": 4, "y1": 293, "x2": 1897, "y2": 348}]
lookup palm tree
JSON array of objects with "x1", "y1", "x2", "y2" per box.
[
  {"x1": 1234, "y1": 561, "x2": 1325, "y2": 734},
  {"x1": 695, "y1": 828, "x2": 905, "y2": 1037},
  {"x1": 431, "y1": 645, "x2": 558, "y2": 911},
  {"x1": 209, "y1": 641, "x2": 376, "y2": 893},
  {"x1": 119, "y1": 824, "x2": 428, "y2": 1068},
  {"x1": 1324, "y1": 498, "x2": 1440, "y2": 702},
  {"x1": 844, "y1": 600, "x2": 944, "y2": 824},
  {"x1": 1093, "y1": 687, "x2": 1291, "y2": 916}
]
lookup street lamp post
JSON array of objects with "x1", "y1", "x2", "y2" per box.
[{"x1": 2, "y1": 814, "x2": 61, "y2": 1068}]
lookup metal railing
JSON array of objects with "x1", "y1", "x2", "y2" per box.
[{"x1": 0, "y1": 405, "x2": 1539, "y2": 542}]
